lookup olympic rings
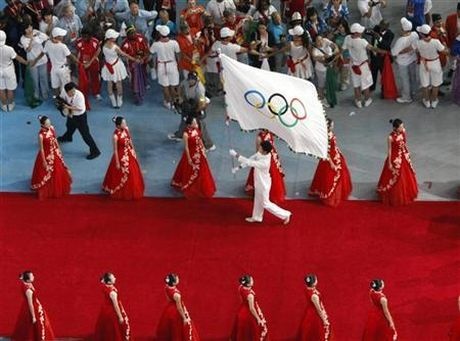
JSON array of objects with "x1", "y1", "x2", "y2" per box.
[{"x1": 244, "y1": 90, "x2": 308, "y2": 128}]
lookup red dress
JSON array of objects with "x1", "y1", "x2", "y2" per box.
[
  {"x1": 11, "y1": 282, "x2": 55, "y2": 341},
  {"x1": 362, "y1": 290, "x2": 395, "y2": 341},
  {"x1": 171, "y1": 126, "x2": 216, "y2": 198},
  {"x1": 156, "y1": 285, "x2": 200, "y2": 341},
  {"x1": 180, "y1": 6, "x2": 206, "y2": 31},
  {"x1": 94, "y1": 284, "x2": 130, "y2": 341},
  {"x1": 309, "y1": 132, "x2": 352, "y2": 207},
  {"x1": 231, "y1": 285, "x2": 269, "y2": 341},
  {"x1": 31, "y1": 126, "x2": 72, "y2": 199},
  {"x1": 245, "y1": 131, "x2": 286, "y2": 203},
  {"x1": 297, "y1": 288, "x2": 331, "y2": 341},
  {"x1": 377, "y1": 130, "x2": 418, "y2": 206},
  {"x1": 102, "y1": 128, "x2": 145, "y2": 200}
]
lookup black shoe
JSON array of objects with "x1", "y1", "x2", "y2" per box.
[
  {"x1": 57, "y1": 136, "x2": 72, "y2": 143},
  {"x1": 86, "y1": 151, "x2": 101, "y2": 160}
]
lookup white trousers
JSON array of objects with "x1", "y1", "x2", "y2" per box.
[{"x1": 252, "y1": 185, "x2": 291, "y2": 222}]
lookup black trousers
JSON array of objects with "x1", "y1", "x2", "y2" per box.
[
  {"x1": 370, "y1": 55, "x2": 384, "y2": 91},
  {"x1": 62, "y1": 113, "x2": 100, "y2": 154}
]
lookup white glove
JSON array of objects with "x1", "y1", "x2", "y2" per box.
[
  {"x1": 229, "y1": 149, "x2": 238, "y2": 157},
  {"x1": 231, "y1": 167, "x2": 239, "y2": 174}
]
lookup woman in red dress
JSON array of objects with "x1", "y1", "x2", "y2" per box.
[
  {"x1": 449, "y1": 295, "x2": 460, "y2": 340},
  {"x1": 297, "y1": 274, "x2": 331, "y2": 341},
  {"x1": 11, "y1": 271, "x2": 55, "y2": 341},
  {"x1": 377, "y1": 119, "x2": 418, "y2": 206},
  {"x1": 171, "y1": 115, "x2": 216, "y2": 198},
  {"x1": 230, "y1": 275, "x2": 269, "y2": 341},
  {"x1": 180, "y1": 0, "x2": 205, "y2": 31},
  {"x1": 156, "y1": 273, "x2": 200, "y2": 340},
  {"x1": 102, "y1": 116, "x2": 145, "y2": 200},
  {"x1": 362, "y1": 279, "x2": 397, "y2": 341},
  {"x1": 94, "y1": 272, "x2": 131, "y2": 341},
  {"x1": 309, "y1": 118, "x2": 352, "y2": 207},
  {"x1": 31, "y1": 116, "x2": 72, "y2": 199},
  {"x1": 245, "y1": 130, "x2": 286, "y2": 203}
]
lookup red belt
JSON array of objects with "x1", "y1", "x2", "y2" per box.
[{"x1": 105, "y1": 58, "x2": 119, "y2": 74}]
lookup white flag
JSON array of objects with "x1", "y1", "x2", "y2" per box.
[{"x1": 221, "y1": 54, "x2": 328, "y2": 159}]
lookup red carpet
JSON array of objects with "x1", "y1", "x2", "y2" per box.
[{"x1": 0, "y1": 193, "x2": 459, "y2": 340}]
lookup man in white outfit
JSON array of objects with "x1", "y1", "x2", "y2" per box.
[{"x1": 230, "y1": 141, "x2": 291, "y2": 225}]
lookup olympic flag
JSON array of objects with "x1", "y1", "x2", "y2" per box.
[{"x1": 220, "y1": 54, "x2": 328, "y2": 159}]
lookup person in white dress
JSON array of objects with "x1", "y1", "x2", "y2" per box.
[
  {"x1": 230, "y1": 141, "x2": 292, "y2": 225},
  {"x1": 101, "y1": 29, "x2": 139, "y2": 109},
  {"x1": 391, "y1": 18, "x2": 419, "y2": 104},
  {"x1": 413, "y1": 24, "x2": 449, "y2": 108},
  {"x1": 149, "y1": 25, "x2": 181, "y2": 109},
  {"x1": 342, "y1": 23, "x2": 384, "y2": 108},
  {"x1": 20, "y1": 23, "x2": 50, "y2": 100},
  {"x1": 285, "y1": 25, "x2": 313, "y2": 80},
  {"x1": 0, "y1": 30, "x2": 29, "y2": 112},
  {"x1": 312, "y1": 34, "x2": 338, "y2": 107}
]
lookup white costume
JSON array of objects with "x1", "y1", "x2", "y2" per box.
[
  {"x1": 149, "y1": 39, "x2": 180, "y2": 87},
  {"x1": 101, "y1": 45, "x2": 129, "y2": 82},
  {"x1": 413, "y1": 38, "x2": 445, "y2": 87},
  {"x1": 237, "y1": 152, "x2": 291, "y2": 222},
  {"x1": 342, "y1": 35, "x2": 373, "y2": 90},
  {"x1": 288, "y1": 42, "x2": 313, "y2": 80},
  {"x1": 207, "y1": 40, "x2": 242, "y2": 73},
  {"x1": 0, "y1": 41, "x2": 18, "y2": 90},
  {"x1": 357, "y1": 0, "x2": 383, "y2": 29}
]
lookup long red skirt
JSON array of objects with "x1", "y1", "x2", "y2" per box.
[
  {"x1": 377, "y1": 158, "x2": 418, "y2": 206},
  {"x1": 231, "y1": 305, "x2": 268, "y2": 341},
  {"x1": 297, "y1": 308, "x2": 330, "y2": 340},
  {"x1": 102, "y1": 155, "x2": 145, "y2": 200},
  {"x1": 94, "y1": 308, "x2": 129, "y2": 341},
  {"x1": 156, "y1": 302, "x2": 200, "y2": 340},
  {"x1": 31, "y1": 154, "x2": 71, "y2": 200},
  {"x1": 171, "y1": 153, "x2": 216, "y2": 199},
  {"x1": 11, "y1": 301, "x2": 55, "y2": 340},
  {"x1": 309, "y1": 157, "x2": 352, "y2": 207},
  {"x1": 362, "y1": 310, "x2": 395, "y2": 341}
]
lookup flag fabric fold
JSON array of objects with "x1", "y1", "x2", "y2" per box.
[{"x1": 220, "y1": 54, "x2": 328, "y2": 159}]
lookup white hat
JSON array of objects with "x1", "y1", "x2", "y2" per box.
[
  {"x1": 105, "y1": 28, "x2": 120, "y2": 40},
  {"x1": 416, "y1": 24, "x2": 431, "y2": 35},
  {"x1": 0, "y1": 30, "x2": 6, "y2": 47},
  {"x1": 52, "y1": 27, "x2": 67, "y2": 38},
  {"x1": 288, "y1": 25, "x2": 304, "y2": 36},
  {"x1": 220, "y1": 27, "x2": 235, "y2": 38},
  {"x1": 156, "y1": 25, "x2": 170, "y2": 37},
  {"x1": 350, "y1": 23, "x2": 365, "y2": 34},
  {"x1": 400, "y1": 17, "x2": 412, "y2": 31},
  {"x1": 291, "y1": 11, "x2": 302, "y2": 21}
]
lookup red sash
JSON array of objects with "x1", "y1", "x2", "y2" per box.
[{"x1": 105, "y1": 58, "x2": 119, "y2": 74}]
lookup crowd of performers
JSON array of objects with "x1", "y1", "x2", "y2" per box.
[
  {"x1": 1, "y1": 0, "x2": 460, "y2": 111},
  {"x1": 11, "y1": 270, "x2": 460, "y2": 340}
]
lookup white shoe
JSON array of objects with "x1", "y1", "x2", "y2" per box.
[
  {"x1": 422, "y1": 99, "x2": 431, "y2": 108},
  {"x1": 109, "y1": 94, "x2": 117, "y2": 108},
  {"x1": 396, "y1": 97, "x2": 412, "y2": 104},
  {"x1": 163, "y1": 100, "x2": 171, "y2": 109},
  {"x1": 245, "y1": 217, "x2": 262, "y2": 223},
  {"x1": 207, "y1": 145, "x2": 216, "y2": 152},
  {"x1": 321, "y1": 99, "x2": 330, "y2": 108},
  {"x1": 8, "y1": 102, "x2": 15, "y2": 111},
  {"x1": 340, "y1": 84, "x2": 347, "y2": 91},
  {"x1": 431, "y1": 99, "x2": 439, "y2": 108},
  {"x1": 117, "y1": 96, "x2": 123, "y2": 108},
  {"x1": 364, "y1": 98, "x2": 373, "y2": 107},
  {"x1": 355, "y1": 100, "x2": 363, "y2": 108},
  {"x1": 1, "y1": 104, "x2": 7, "y2": 112},
  {"x1": 95, "y1": 94, "x2": 102, "y2": 101}
]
